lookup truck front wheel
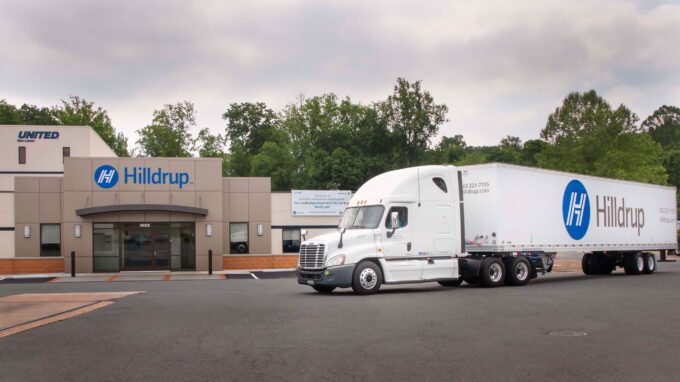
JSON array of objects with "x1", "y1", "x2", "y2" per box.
[
  {"x1": 479, "y1": 257, "x2": 505, "y2": 287},
  {"x1": 504, "y1": 257, "x2": 531, "y2": 286},
  {"x1": 352, "y1": 261, "x2": 382, "y2": 295}
]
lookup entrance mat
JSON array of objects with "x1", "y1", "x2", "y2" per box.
[
  {"x1": 252, "y1": 271, "x2": 296, "y2": 279},
  {"x1": 0, "y1": 277, "x2": 56, "y2": 284}
]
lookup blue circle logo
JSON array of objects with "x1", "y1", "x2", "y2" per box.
[
  {"x1": 94, "y1": 165, "x2": 119, "y2": 189},
  {"x1": 562, "y1": 179, "x2": 590, "y2": 240}
]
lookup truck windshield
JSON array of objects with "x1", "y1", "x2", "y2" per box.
[{"x1": 339, "y1": 206, "x2": 385, "y2": 229}]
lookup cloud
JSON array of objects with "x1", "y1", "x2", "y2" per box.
[{"x1": 1, "y1": 0, "x2": 679, "y2": 146}]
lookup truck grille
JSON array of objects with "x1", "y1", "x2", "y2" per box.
[{"x1": 298, "y1": 244, "x2": 326, "y2": 269}]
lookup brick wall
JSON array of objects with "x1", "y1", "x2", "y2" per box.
[
  {"x1": 223, "y1": 255, "x2": 298, "y2": 270},
  {"x1": 0, "y1": 258, "x2": 64, "y2": 275}
]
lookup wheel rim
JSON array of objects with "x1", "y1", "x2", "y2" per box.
[
  {"x1": 636, "y1": 256, "x2": 644, "y2": 271},
  {"x1": 515, "y1": 262, "x2": 528, "y2": 281},
  {"x1": 359, "y1": 268, "x2": 378, "y2": 289},
  {"x1": 647, "y1": 256, "x2": 655, "y2": 271},
  {"x1": 489, "y1": 262, "x2": 503, "y2": 283}
]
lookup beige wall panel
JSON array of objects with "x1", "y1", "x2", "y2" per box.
[
  {"x1": 61, "y1": 191, "x2": 91, "y2": 223},
  {"x1": 145, "y1": 191, "x2": 170, "y2": 205},
  {"x1": 91, "y1": 158, "x2": 120, "y2": 192},
  {"x1": 221, "y1": 193, "x2": 229, "y2": 220},
  {"x1": 117, "y1": 192, "x2": 144, "y2": 221},
  {"x1": 14, "y1": 177, "x2": 39, "y2": 193},
  {"x1": 39, "y1": 193, "x2": 61, "y2": 222},
  {"x1": 169, "y1": 159, "x2": 195, "y2": 192},
  {"x1": 248, "y1": 178, "x2": 271, "y2": 193},
  {"x1": 92, "y1": 212, "x2": 120, "y2": 222},
  {"x1": 0, "y1": 193, "x2": 13, "y2": 227},
  {"x1": 145, "y1": 211, "x2": 170, "y2": 221},
  {"x1": 271, "y1": 228, "x2": 283, "y2": 255},
  {"x1": 248, "y1": 193, "x2": 271, "y2": 222},
  {"x1": 195, "y1": 221, "x2": 223, "y2": 271},
  {"x1": 62, "y1": 222, "x2": 92, "y2": 264},
  {"x1": 170, "y1": 191, "x2": 195, "y2": 207},
  {"x1": 229, "y1": 193, "x2": 248, "y2": 222},
  {"x1": 63, "y1": 159, "x2": 92, "y2": 191},
  {"x1": 222, "y1": 223, "x2": 229, "y2": 255},
  {"x1": 170, "y1": 212, "x2": 196, "y2": 222},
  {"x1": 196, "y1": 192, "x2": 222, "y2": 221},
  {"x1": 229, "y1": 178, "x2": 249, "y2": 193},
  {"x1": 14, "y1": 223, "x2": 39, "y2": 257},
  {"x1": 39, "y1": 178, "x2": 61, "y2": 193},
  {"x1": 143, "y1": 158, "x2": 170, "y2": 191},
  {"x1": 118, "y1": 158, "x2": 144, "y2": 191},
  {"x1": 248, "y1": 221, "x2": 271, "y2": 254},
  {"x1": 93, "y1": 191, "x2": 116, "y2": 207},
  {"x1": 15, "y1": 193, "x2": 39, "y2": 223},
  {"x1": 221, "y1": 178, "x2": 230, "y2": 193},
  {"x1": 195, "y1": 160, "x2": 222, "y2": 191},
  {"x1": 0, "y1": 231, "x2": 15, "y2": 258}
]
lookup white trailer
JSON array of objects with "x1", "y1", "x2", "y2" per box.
[{"x1": 296, "y1": 164, "x2": 677, "y2": 294}]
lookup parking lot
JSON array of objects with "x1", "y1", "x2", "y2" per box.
[{"x1": 1, "y1": 262, "x2": 679, "y2": 382}]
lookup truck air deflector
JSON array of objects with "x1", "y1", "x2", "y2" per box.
[
  {"x1": 75, "y1": 204, "x2": 209, "y2": 216},
  {"x1": 457, "y1": 170, "x2": 466, "y2": 253}
]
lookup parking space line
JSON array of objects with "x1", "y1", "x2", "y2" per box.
[
  {"x1": 219, "y1": 274, "x2": 226, "y2": 280},
  {"x1": 162, "y1": 275, "x2": 171, "y2": 281},
  {"x1": 251, "y1": 273, "x2": 259, "y2": 279},
  {"x1": 49, "y1": 277, "x2": 61, "y2": 283},
  {"x1": 106, "y1": 275, "x2": 118, "y2": 282}
]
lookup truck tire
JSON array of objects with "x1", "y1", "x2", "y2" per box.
[
  {"x1": 504, "y1": 257, "x2": 531, "y2": 286},
  {"x1": 462, "y1": 275, "x2": 478, "y2": 285},
  {"x1": 643, "y1": 253, "x2": 656, "y2": 274},
  {"x1": 479, "y1": 257, "x2": 505, "y2": 287},
  {"x1": 438, "y1": 279, "x2": 463, "y2": 287},
  {"x1": 313, "y1": 285, "x2": 336, "y2": 294},
  {"x1": 624, "y1": 252, "x2": 644, "y2": 275},
  {"x1": 582, "y1": 253, "x2": 594, "y2": 275},
  {"x1": 351, "y1": 261, "x2": 382, "y2": 295},
  {"x1": 594, "y1": 254, "x2": 614, "y2": 275}
]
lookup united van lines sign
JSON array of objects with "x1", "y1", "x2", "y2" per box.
[
  {"x1": 291, "y1": 190, "x2": 351, "y2": 216},
  {"x1": 17, "y1": 130, "x2": 60, "y2": 142},
  {"x1": 94, "y1": 165, "x2": 191, "y2": 189}
]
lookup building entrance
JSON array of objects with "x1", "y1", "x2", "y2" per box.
[{"x1": 121, "y1": 224, "x2": 170, "y2": 270}]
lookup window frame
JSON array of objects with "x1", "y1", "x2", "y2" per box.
[
  {"x1": 62, "y1": 146, "x2": 70, "y2": 162},
  {"x1": 40, "y1": 223, "x2": 61, "y2": 257},
  {"x1": 229, "y1": 222, "x2": 249, "y2": 254},
  {"x1": 385, "y1": 206, "x2": 409, "y2": 229}
]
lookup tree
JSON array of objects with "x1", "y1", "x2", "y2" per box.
[
  {"x1": 18, "y1": 104, "x2": 58, "y2": 125},
  {"x1": 223, "y1": 102, "x2": 279, "y2": 156},
  {"x1": 194, "y1": 128, "x2": 226, "y2": 158},
  {"x1": 642, "y1": 105, "x2": 680, "y2": 149},
  {"x1": 377, "y1": 78, "x2": 448, "y2": 167},
  {"x1": 136, "y1": 101, "x2": 196, "y2": 157},
  {"x1": 54, "y1": 96, "x2": 129, "y2": 156},
  {"x1": 0, "y1": 99, "x2": 20, "y2": 124},
  {"x1": 250, "y1": 141, "x2": 296, "y2": 190},
  {"x1": 537, "y1": 90, "x2": 667, "y2": 184}
]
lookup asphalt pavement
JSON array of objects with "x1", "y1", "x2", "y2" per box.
[{"x1": 0, "y1": 263, "x2": 679, "y2": 381}]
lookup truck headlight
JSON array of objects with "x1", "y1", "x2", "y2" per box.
[{"x1": 326, "y1": 254, "x2": 346, "y2": 267}]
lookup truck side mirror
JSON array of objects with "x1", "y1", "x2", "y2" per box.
[{"x1": 387, "y1": 211, "x2": 399, "y2": 238}]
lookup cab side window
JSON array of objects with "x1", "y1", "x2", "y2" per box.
[{"x1": 385, "y1": 207, "x2": 408, "y2": 229}]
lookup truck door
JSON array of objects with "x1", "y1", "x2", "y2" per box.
[{"x1": 380, "y1": 205, "x2": 421, "y2": 282}]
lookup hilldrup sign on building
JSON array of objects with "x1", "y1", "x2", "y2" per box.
[{"x1": 94, "y1": 164, "x2": 191, "y2": 189}]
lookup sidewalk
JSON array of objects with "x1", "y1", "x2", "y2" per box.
[{"x1": 0, "y1": 269, "x2": 297, "y2": 283}]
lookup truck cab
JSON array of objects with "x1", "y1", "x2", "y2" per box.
[{"x1": 296, "y1": 166, "x2": 465, "y2": 294}]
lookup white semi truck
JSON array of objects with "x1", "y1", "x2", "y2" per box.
[{"x1": 296, "y1": 163, "x2": 678, "y2": 294}]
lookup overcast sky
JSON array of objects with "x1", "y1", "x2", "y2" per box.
[{"x1": 1, "y1": 0, "x2": 679, "y2": 147}]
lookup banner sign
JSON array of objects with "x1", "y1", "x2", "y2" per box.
[{"x1": 291, "y1": 190, "x2": 351, "y2": 216}]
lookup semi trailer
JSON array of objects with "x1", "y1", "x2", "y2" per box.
[{"x1": 296, "y1": 163, "x2": 678, "y2": 294}]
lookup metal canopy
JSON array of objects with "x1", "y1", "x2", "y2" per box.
[{"x1": 75, "y1": 204, "x2": 208, "y2": 217}]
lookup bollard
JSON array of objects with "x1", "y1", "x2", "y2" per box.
[
  {"x1": 208, "y1": 249, "x2": 213, "y2": 275},
  {"x1": 71, "y1": 251, "x2": 76, "y2": 277}
]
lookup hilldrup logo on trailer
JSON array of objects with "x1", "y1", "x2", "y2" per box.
[
  {"x1": 94, "y1": 165, "x2": 119, "y2": 189},
  {"x1": 562, "y1": 179, "x2": 590, "y2": 240},
  {"x1": 93, "y1": 165, "x2": 190, "y2": 189}
]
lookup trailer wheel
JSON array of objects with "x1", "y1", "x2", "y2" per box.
[
  {"x1": 582, "y1": 253, "x2": 594, "y2": 275},
  {"x1": 351, "y1": 261, "x2": 382, "y2": 295},
  {"x1": 593, "y1": 254, "x2": 614, "y2": 275},
  {"x1": 479, "y1": 257, "x2": 505, "y2": 287},
  {"x1": 504, "y1": 257, "x2": 531, "y2": 286},
  {"x1": 624, "y1": 252, "x2": 644, "y2": 275},
  {"x1": 313, "y1": 285, "x2": 336, "y2": 294},
  {"x1": 438, "y1": 279, "x2": 463, "y2": 287},
  {"x1": 643, "y1": 253, "x2": 656, "y2": 274}
]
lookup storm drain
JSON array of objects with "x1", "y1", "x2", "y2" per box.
[{"x1": 548, "y1": 330, "x2": 588, "y2": 337}]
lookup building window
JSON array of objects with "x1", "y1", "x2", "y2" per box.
[
  {"x1": 18, "y1": 146, "x2": 26, "y2": 164},
  {"x1": 282, "y1": 228, "x2": 301, "y2": 253},
  {"x1": 63, "y1": 147, "x2": 70, "y2": 162},
  {"x1": 40, "y1": 224, "x2": 61, "y2": 257},
  {"x1": 230, "y1": 223, "x2": 249, "y2": 254}
]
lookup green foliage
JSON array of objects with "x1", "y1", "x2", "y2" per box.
[
  {"x1": 377, "y1": 78, "x2": 448, "y2": 167},
  {"x1": 250, "y1": 141, "x2": 296, "y2": 190},
  {"x1": 54, "y1": 96, "x2": 129, "y2": 156},
  {"x1": 137, "y1": 101, "x2": 196, "y2": 157},
  {"x1": 643, "y1": 105, "x2": 680, "y2": 150},
  {"x1": 537, "y1": 90, "x2": 667, "y2": 184},
  {"x1": 223, "y1": 102, "x2": 280, "y2": 156},
  {"x1": 0, "y1": 100, "x2": 20, "y2": 124}
]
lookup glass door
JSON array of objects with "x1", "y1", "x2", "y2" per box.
[{"x1": 121, "y1": 223, "x2": 171, "y2": 271}]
